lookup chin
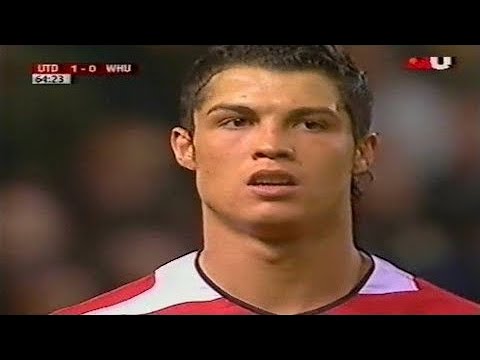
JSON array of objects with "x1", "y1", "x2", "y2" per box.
[
  {"x1": 247, "y1": 204, "x2": 305, "y2": 225},
  {"x1": 244, "y1": 214, "x2": 306, "y2": 241}
]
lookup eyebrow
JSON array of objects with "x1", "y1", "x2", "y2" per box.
[
  {"x1": 288, "y1": 106, "x2": 342, "y2": 119},
  {"x1": 206, "y1": 103, "x2": 342, "y2": 120},
  {"x1": 206, "y1": 104, "x2": 256, "y2": 116}
]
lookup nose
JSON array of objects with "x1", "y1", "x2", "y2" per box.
[{"x1": 252, "y1": 123, "x2": 295, "y2": 161}]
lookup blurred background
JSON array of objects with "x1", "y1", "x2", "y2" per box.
[{"x1": 1, "y1": 45, "x2": 479, "y2": 314}]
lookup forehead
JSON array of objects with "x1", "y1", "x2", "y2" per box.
[{"x1": 199, "y1": 66, "x2": 341, "y2": 111}]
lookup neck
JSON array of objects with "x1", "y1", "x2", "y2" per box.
[{"x1": 199, "y1": 205, "x2": 370, "y2": 315}]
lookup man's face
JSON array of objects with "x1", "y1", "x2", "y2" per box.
[{"x1": 173, "y1": 66, "x2": 362, "y2": 233}]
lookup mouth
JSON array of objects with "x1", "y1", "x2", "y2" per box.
[
  {"x1": 247, "y1": 169, "x2": 299, "y2": 186},
  {"x1": 247, "y1": 169, "x2": 299, "y2": 199}
]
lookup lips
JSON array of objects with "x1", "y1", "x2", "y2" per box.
[
  {"x1": 247, "y1": 169, "x2": 299, "y2": 186},
  {"x1": 247, "y1": 169, "x2": 299, "y2": 200}
]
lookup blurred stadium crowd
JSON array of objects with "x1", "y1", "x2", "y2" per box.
[{"x1": 1, "y1": 45, "x2": 479, "y2": 314}]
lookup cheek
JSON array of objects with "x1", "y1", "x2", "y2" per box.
[
  {"x1": 302, "y1": 136, "x2": 354, "y2": 185},
  {"x1": 194, "y1": 129, "x2": 251, "y2": 169},
  {"x1": 193, "y1": 135, "x2": 244, "y2": 194},
  {"x1": 195, "y1": 136, "x2": 234, "y2": 172}
]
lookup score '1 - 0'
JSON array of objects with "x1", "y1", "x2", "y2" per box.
[{"x1": 70, "y1": 64, "x2": 98, "y2": 74}]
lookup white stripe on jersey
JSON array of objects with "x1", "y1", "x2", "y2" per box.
[
  {"x1": 360, "y1": 255, "x2": 418, "y2": 294},
  {"x1": 85, "y1": 252, "x2": 221, "y2": 315}
]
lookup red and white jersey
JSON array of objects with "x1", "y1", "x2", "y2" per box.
[{"x1": 53, "y1": 251, "x2": 480, "y2": 315}]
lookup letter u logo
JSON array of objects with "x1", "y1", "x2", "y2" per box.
[{"x1": 430, "y1": 57, "x2": 454, "y2": 71}]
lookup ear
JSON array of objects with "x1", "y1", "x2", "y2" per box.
[
  {"x1": 352, "y1": 132, "x2": 379, "y2": 176},
  {"x1": 170, "y1": 127, "x2": 196, "y2": 171}
]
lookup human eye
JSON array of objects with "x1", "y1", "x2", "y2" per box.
[
  {"x1": 297, "y1": 119, "x2": 329, "y2": 132},
  {"x1": 221, "y1": 117, "x2": 251, "y2": 129}
]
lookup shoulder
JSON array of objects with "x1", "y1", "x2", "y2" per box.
[
  {"x1": 51, "y1": 251, "x2": 221, "y2": 315},
  {"x1": 412, "y1": 278, "x2": 480, "y2": 314},
  {"x1": 51, "y1": 274, "x2": 156, "y2": 315},
  {"x1": 345, "y1": 254, "x2": 480, "y2": 315}
]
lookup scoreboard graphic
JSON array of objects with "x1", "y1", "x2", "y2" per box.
[{"x1": 31, "y1": 63, "x2": 139, "y2": 84}]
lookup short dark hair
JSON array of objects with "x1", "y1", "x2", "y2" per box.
[{"x1": 179, "y1": 45, "x2": 374, "y2": 202}]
